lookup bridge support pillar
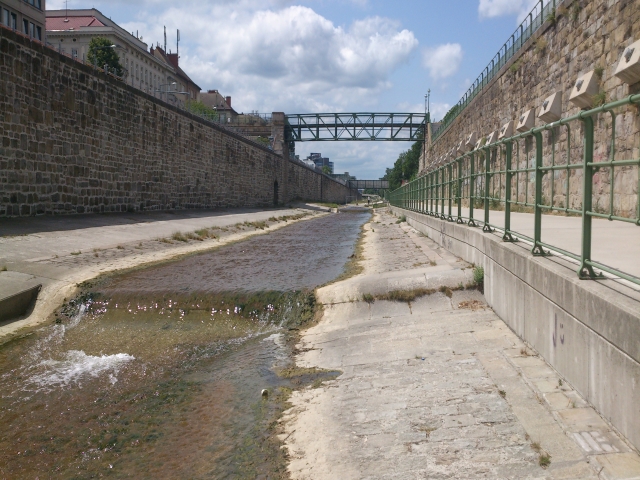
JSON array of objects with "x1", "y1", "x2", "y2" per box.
[{"x1": 271, "y1": 112, "x2": 289, "y2": 205}]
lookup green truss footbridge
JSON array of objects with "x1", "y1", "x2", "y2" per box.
[{"x1": 285, "y1": 113, "x2": 428, "y2": 142}]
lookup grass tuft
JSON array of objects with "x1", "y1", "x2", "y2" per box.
[
  {"x1": 171, "y1": 231, "x2": 188, "y2": 242},
  {"x1": 362, "y1": 293, "x2": 375, "y2": 304},
  {"x1": 539, "y1": 454, "x2": 551, "y2": 468}
]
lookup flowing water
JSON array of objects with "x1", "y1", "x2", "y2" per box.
[{"x1": 0, "y1": 210, "x2": 369, "y2": 479}]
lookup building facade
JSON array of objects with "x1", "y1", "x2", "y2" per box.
[
  {"x1": 307, "y1": 153, "x2": 334, "y2": 174},
  {"x1": 0, "y1": 0, "x2": 45, "y2": 41},
  {"x1": 46, "y1": 8, "x2": 199, "y2": 103}
]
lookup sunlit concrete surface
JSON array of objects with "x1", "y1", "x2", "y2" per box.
[
  {"x1": 440, "y1": 206, "x2": 640, "y2": 286},
  {"x1": 281, "y1": 209, "x2": 640, "y2": 479}
]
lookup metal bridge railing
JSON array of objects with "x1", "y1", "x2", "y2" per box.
[
  {"x1": 432, "y1": 0, "x2": 556, "y2": 141},
  {"x1": 390, "y1": 94, "x2": 640, "y2": 286}
]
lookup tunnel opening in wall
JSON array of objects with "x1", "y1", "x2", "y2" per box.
[{"x1": 273, "y1": 180, "x2": 279, "y2": 206}]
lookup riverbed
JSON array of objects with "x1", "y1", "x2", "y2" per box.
[{"x1": 0, "y1": 209, "x2": 370, "y2": 479}]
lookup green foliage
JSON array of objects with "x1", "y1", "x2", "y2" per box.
[
  {"x1": 321, "y1": 165, "x2": 332, "y2": 174},
  {"x1": 439, "y1": 104, "x2": 461, "y2": 127},
  {"x1": 509, "y1": 59, "x2": 522, "y2": 75},
  {"x1": 87, "y1": 37, "x2": 123, "y2": 75},
  {"x1": 473, "y1": 265, "x2": 484, "y2": 286},
  {"x1": 593, "y1": 90, "x2": 607, "y2": 107},
  {"x1": 594, "y1": 65, "x2": 604, "y2": 80},
  {"x1": 186, "y1": 100, "x2": 219, "y2": 119},
  {"x1": 546, "y1": 9, "x2": 556, "y2": 24},
  {"x1": 571, "y1": 3, "x2": 582, "y2": 23},
  {"x1": 255, "y1": 136, "x2": 270, "y2": 147},
  {"x1": 382, "y1": 131, "x2": 423, "y2": 190}
]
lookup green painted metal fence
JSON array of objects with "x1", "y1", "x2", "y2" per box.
[
  {"x1": 390, "y1": 94, "x2": 640, "y2": 285},
  {"x1": 432, "y1": 0, "x2": 557, "y2": 141}
]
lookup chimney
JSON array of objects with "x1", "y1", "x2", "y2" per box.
[{"x1": 225, "y1": 96, "x2": 231, "y2": 108}]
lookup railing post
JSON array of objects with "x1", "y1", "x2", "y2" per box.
[
  {"x1": 457, "y1": 158, "x2": 464, "y2": 223},
  {"x1": 503, "y1": 141, "x2": 516, "y2": 241},
  {"x1": 532, "y1": 131, "x2": 548, "y2": 256},
  {"x1": 578, "y1": 116, "x2": 600, "y2": 278},
  {"x1": 429, "y1": 171, "x2": 434, "y2": 215},
  {"x1": 483, "y1": 147, "x2": 493, "y2": 232},
  {"x1": 469, "y1": 153, "x2": 478, "y2": 226},
  {"x1": 434, "y1": 169, "x2": 438, "y2": 217},
  {"x1": 447, "y1": 163, "x2": 453, "y2": 221},
  {"x1": 440, "y1": 166, "x2": 447, "y2": 216}
]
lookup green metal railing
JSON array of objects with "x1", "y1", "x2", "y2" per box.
[
  {"x1": 432, "y1": 0, "x2": 556, "y2": 141},
  {"x1": 390, "y1": 94, "x2": 640, "y2": 285}
]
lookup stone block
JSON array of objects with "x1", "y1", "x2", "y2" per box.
[
  {"x1": 614, "y1": 39, "x2": 640, "y2": 85},
  {"x1": 538, "y1": 91, "x2": 563, "y2": 123},
  {"x1": 498, "y1": 120, "x2": 513, "y2": 140},
  {"x1": 515, "y1": 109, "x2": 535, "y2": 133},
  {"x1": 485, "y1": 131, "x2": 498, "y2": 145},
  {"x1": 464, "y1": 132, "x2": 477, "y2": 151},
  {"x1": 569, "y1": 70, "x2": 599, "y2": 109}
]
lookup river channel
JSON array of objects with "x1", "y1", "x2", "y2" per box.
[{"x1": 0, "y1": 209, "x2": 370, "y2": 479}]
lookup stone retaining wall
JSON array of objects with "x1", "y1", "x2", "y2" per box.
[
  {"x1": 423, "y1": 0, "x2": 640, "y2": 218},
  {"x1": 0, "y1": 28, "x2": 355, "y2": 217}
]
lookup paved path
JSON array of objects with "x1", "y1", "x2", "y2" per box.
[
  {"x1": 281, "y1": 209, "x2": 640, "y2": 479},
  {"x1": 441, "y1": 207, "x2": 640, "y2": 287},
  {"x1": 0, "y1": 205, "x2": 327, "y2": 339}
]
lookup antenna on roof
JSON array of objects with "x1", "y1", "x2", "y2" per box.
[
  {"x1": 164, "y1": 26, "x2": 166, "y2": 52},
  {"x1": 63, "y1": 0, "x2": 69, "y2": 22},
  {"x1": 176, "y1": 29, "x2": 180, "y2": 58}
]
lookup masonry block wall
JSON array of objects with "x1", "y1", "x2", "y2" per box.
[
  {"x1": 0, "y1": 28, "x2": 353, "y2": 217},
  {"x1": 423, "y1": 0, "x2": 640, "y2": 217}
]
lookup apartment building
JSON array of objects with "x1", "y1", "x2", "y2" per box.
[
  {"x1": 0, "y1": 0, "x2": 45, "y2": 41},
  {"x1": 46, "y1": 8, "x2": 199, "y2": 102}
]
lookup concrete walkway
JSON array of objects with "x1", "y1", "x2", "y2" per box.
[
  {"x1": 281, "y1": 209, "x2": 640, "y2": 479},
  {"x1": 444, "y1": 206, "x2": 640, "y2": 286},
  {"x1": 0, "y1": 205, "x2": 327, "y2": 339}
]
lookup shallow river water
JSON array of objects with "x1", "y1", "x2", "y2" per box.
[{"x1": 0, "y1": 210, "x2": 369, "y2": 479}]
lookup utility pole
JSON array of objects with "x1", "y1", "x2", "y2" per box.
[{"x1": 423, "y1": 90, "x2": 430, "y2": 172}]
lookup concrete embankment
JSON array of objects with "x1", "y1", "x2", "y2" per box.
[
  {"x1": 391, "y1": 206, "x2": 640, "y2": 456},
  {"x1": 281, "y1": 208, "x2": 640, "y2": 479},
  {"x1": 0, "y1": 205, "x2": 328, "y2": 341}
]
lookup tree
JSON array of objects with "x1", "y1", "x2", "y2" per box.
[
  {"x1": 87, "y1": 37, "x2": 123, "y2": 75},
  {"x1": 382, "y1": 132, "x2": 424, "y2": 191},
  {"x1": 185, "y1": 100, "x2": 219, "y2": 121},
  {"x1": 321, "y1": 165, "x2": 332, "y2": 174}
]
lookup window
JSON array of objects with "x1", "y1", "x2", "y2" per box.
[
  {"x1": 10, "y1": 12, "x2": 17, "y2": 30},
  {"x1": 72, "y1": 49, "x2": 78, "y2": 59},
  {"x1": 23, "y1": 19, "x2": 28, "y2": 35},
  {"x1": 35, "y1": 26, "x2": 41, "y2": 41},
  {"x1": 29, "y1": 22, "x2": 35, "y2": 38}
]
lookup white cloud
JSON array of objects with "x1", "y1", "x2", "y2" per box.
[
  {"x1": 422, "y1": 43, "x2": 463, "y2": 81},
  {"x1": 430, "y1": 102, "x2": 452, "y2": 122},
  {"x1": 478, "y1": 0, "x2": 539, "y2": 21},
  {"x1": 295, "y1": 142, "x2": 409, "y2": 179},
  {"x1": 115, "y1": 2, "x2": 417, "y2": 113}
]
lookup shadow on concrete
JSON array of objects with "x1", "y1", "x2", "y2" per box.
[{"x1": 0, "y1": 207, "x2": 304, "y2": 238}]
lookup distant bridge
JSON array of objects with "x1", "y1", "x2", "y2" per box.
[
  {"x1": 347, "y1": 179, "x2": 389, "y2": 190},
  {"x1": 285, "y1": 113, "x2": 428, "y2": 142}
]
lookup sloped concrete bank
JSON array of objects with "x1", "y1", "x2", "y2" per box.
[{"x1": 391, "y1": 206, "x2": 640, "y2": 453}]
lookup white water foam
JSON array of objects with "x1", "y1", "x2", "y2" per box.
[{"x1": 26, "y1": 350, "x2": 135, "y2": 390}]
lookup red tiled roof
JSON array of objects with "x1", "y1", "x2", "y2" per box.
[{"x1": 46, "y1": 16, "x2": 105, "y2": 31}]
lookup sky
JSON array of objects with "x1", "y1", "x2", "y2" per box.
[{"x1": 48, "y1": 0, "x2": 541, "y2": 179}]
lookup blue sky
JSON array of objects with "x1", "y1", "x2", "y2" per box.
[{"x1": 48, "y1": 0, "x2": 541, "y2": 178}]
